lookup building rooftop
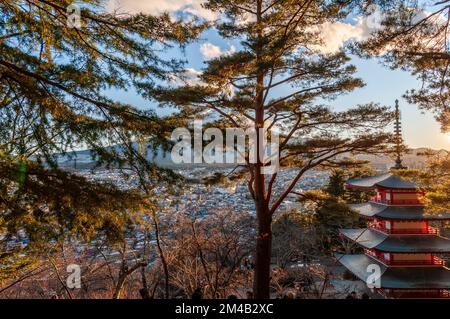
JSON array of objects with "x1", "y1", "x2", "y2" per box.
[
  {"x1": 340, "y1": 228, "x2": 450, "y2": 253},
  {"x1": 349, "y1": 202, "x2": 450, "y2": 220},
  {"x1": 346, "y1": 173, "x2": 416, "y2": 190},
  {"x1": 336, "y1": 254, "x2": 450, "y2": 289}
]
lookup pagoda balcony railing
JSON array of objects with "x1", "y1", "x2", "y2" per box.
[
  {"x1": 367, "y1": 222, "x2": 439, "y2": 235},
  {"x1": 364, "y1": 249, "x2": 445, "y2": 266},
  {"x1": 380, "y1": 289, "x2": 450, "y2": 298},
  {"x1": 386, "y1": 257, "x2": 445, "y2": 266},
  {"x1": 369, "y1": 198, "x2": 423, "y2": 206}
]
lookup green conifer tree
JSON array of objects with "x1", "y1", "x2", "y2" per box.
[
  {"x1": 0, "y1": 0, "x2": 203, "y2": 284},
  {"x1": 151, "y1": 0, "x2": 395, "y2": 298},
  {"x1": 357, "y1": 0, "x2": 450, "y2": 131}
]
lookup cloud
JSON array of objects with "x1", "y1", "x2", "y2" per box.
[
  {"x1": 314, "y1": 6, "x2": 450, "y2": 55},
  {"x1": 169, "y1": 68, "x2": 203, "y2": 86},
  {"x1": 200, "y1": 43, "x2": 236, "y2": 60},
  {"x1": 107, "y1": 0, "x2": 216, "y2": 21},
  {"x1": 305, "y1": 4, "x2": 385, "y2": 54},
  {"x1": 107, "y1": 2, "x2": 442, "y2": 58},
  {"x1": 200, "y1": 43, "x2": 223, "y2": 59},
  {"x1": 183, "y1": 68, "x2": 203, "y2": 85},
  {"x1": 312, "y1": 10, "x2": 385, "y2": 54},
  {"x1": 314, "y1": 21, "x2": 364, "y2": 54},
  {"x1": 106, "y1": 1, "x2": 380, "y2": 54},
  {"x1": 317, "y1": 7, "x2": 450, "y2": 55}
]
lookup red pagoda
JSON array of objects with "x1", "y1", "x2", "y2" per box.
[{"x1": 337, "y1": 101, "x2": 450, "y2": 298}]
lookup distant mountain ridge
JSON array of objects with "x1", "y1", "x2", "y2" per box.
[
  {"x1": 55, "y1": 143, "x2": 173, "y2": 169},
  {"x1": 353, "y1": 148, "x2": 448, "y2": 170},
  {"x1": 55, "y1": 144, "x2": 447, "y2": 170}
]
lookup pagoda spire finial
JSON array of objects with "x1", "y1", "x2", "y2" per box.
[{"x1": 393, "y1": 99, "x2": 405, "y2": 169}]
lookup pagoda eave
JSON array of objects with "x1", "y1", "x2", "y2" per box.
[
  {"x1": 336, "y1": 254, "x2": 450, "y2": 290},
  {"x1": 345, "y1": 173, "x2": 417, "y2": 191},
  {"x1": 349, "y1": 202, "x2": 450, "y2": 221},
  {"x1": 339, "y1": 228, "x2": 450, "y2": 253}
]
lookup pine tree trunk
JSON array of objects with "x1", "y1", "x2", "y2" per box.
[
  {"x1": 252, "y1": 0, "x2": 272, "y2": 299},
  {"x1": 253, "y1": 201, "x2": 272, "y2": 299}
]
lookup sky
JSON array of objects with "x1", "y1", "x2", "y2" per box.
[{"x1": 106, "y1": 0, "x2": 450, "y2": 151}]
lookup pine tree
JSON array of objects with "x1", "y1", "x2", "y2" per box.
[
  {"x1": 0, "y1": 0, "x2": 203, "y2": 284},
  {"x1": 326, "y1": 165, "x2": 375, "y2": 203},
  {"x1": 292, "y1": 166, "x2": 372, "y2": 254},
  {"x1": 325, "y1": 170, "x2": 346, "y2": 198},
  {"x1": 357, "y1": 0, "x2": 450, "y2": 131},
  {"x1": 395, "y1": 151, "x2": 450, "y2": 214},
  {"x1": 356, "y1": 0, "x2": 449, "y2": 215},
  {"x1": 0, "y1": 0, "x2": 202, "y2": 167},
  {"x1": 151, "y1": 0, "x2": 395, "y2": 298}
]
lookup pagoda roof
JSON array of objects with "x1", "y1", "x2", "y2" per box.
[
  {"x1": 336, "y1": 254, "x2": 450, "y2": 289},
  {"x1": 349, "y1": 202, "x2": 450, "y2": 220},
  {"x1": 346, "y1": 173, "x2": 416, "y2": 190},
  {"x1": 340, "y1": 228, "x2": 450, "y2": 253}
]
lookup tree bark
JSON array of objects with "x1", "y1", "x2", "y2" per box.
[
  {"x1": 112, "y1": 272, "x2": 127, "y2": 299},
  {"x1": 153, "y1": 214, "x2": 170, "y2": 299},
  {"x1": 253, "y1": 201, "x2": 272, "y2": 299},
  {"x1": 112, "y1": 262, "x2": 142, "y2": 299},
  {"x1": 252, "y1": 0, "x2": 271, "y2": 299}
]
